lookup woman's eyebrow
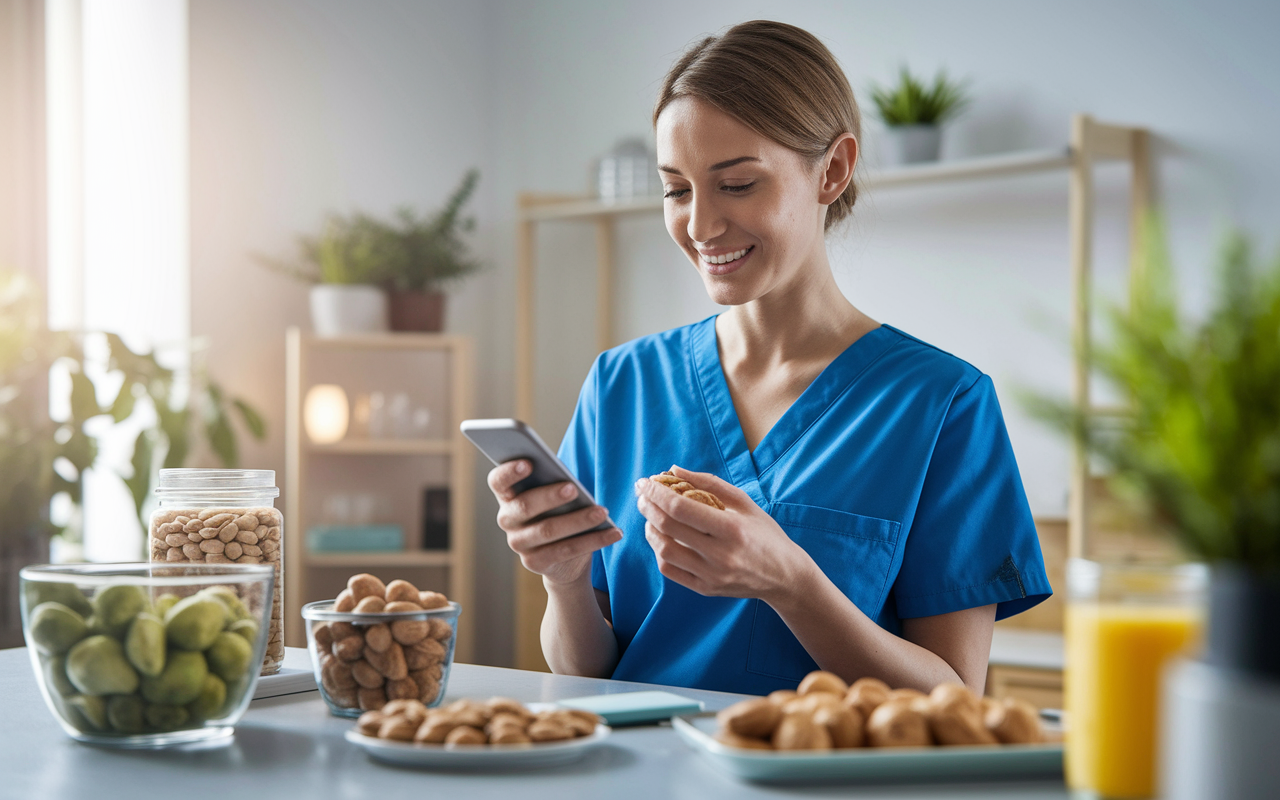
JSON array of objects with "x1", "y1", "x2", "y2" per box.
[{"x1": 657, "y1": 156, "x2": 760, "y2": 176}]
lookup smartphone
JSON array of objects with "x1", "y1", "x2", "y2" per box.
[{"x1": 460, "y1": 418, "x2": 614, "y2": 533}]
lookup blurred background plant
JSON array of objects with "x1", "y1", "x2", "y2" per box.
[
  {"x1": 1026, "y1": 223, "x2": 1280, "y2": 571},
  {"x1": 869, "y1": 66, "x2": 971, "y2": 127},
  {"x1": 0, "y1": 269, "x2": 267, "y2": 552},
  {"x1": 259, "y1": 168, "x2": 481, "y2": 292}
]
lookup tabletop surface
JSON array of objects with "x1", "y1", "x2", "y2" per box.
[{"x1": 0, "y1": 647, "x2": 1067, "y2": 800}]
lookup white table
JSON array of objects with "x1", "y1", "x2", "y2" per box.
[{"x1": 0, "y1": 647, "x2": 1067, "y2": 799}]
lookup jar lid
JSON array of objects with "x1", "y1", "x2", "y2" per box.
[{"x1": 155, "y1": 469, "x2": 279, "y2": 500}]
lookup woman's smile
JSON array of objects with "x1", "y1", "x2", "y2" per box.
[{"x1": 699, "y1": 245, "x2": 755, "y2": 275}]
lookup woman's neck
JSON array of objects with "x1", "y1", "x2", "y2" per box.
[{"x1": 717, "y1": 256, "x2": 872, "y2": 371}]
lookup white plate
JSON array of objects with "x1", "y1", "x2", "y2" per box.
[
  {"x1": 345, "y1": 724, "x2": 611, "y2": 770},
  {"x1": 673, "y1": 716, "x2": 1063, "y2": 783}
]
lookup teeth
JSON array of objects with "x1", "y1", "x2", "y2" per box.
[{"x1": 701, "y1": 248, "x2": 749, "y2": 265}]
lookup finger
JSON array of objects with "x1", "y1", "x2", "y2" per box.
[
  {"x1": 637, "y1": 494, "x2": 716, "y2": 554},
  {"x1": 487, "y1": 460, "x2": 532, "y2": 499},
  {"x1": 508, "y1": 503, "x2": 609, "y2": 552},
  {"x1": 645, "y1": 524, "x2": 707, "y2": 573},
  {"x1": 496, "y1": 481, "x2": 580, "y2": 530},
  {"x1": 522, "y1": 527, "x2": 621, "y2": 574},
  {"x1": 668, "y1": 466, "x2": 752, "y2": 507},
  {"x1": 648, "y1": 538, "x2": 708, "y2": 594},
  {"x1": 635, "y1": 476, "x2": 732, "y2": 537}
]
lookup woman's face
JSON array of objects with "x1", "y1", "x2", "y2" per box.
[{"x1": 655, "y1": 97, "x2": 835, "y2": 307}]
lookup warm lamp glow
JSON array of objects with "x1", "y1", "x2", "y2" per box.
[{"x1": 304, "y1": 385, "x2": 349, "y2": 444}]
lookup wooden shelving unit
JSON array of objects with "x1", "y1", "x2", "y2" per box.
[
  {"x1": 284, "y1": 329, "x2": 476, "y2": 661},
  {"x1": 510, "y1": 114, "x2": 1151, "y2": 672}
]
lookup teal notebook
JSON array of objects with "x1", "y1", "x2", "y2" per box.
[{"x1": 557, "y1": 690, "x2": 705, "y2": 726}]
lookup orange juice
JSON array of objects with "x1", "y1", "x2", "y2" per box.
[{"x1": 1066, "y1": 602, "x2": 1204, "y2": 798}]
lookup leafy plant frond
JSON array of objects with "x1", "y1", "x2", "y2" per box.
[
  {"x1": 1025, "y1": 219, "x2": 1280, "y2": 570},
  {"x1": 869, "y1": 67, "x2": 971, "y2": 127}
]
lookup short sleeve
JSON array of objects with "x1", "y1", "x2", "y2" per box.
[
  {"x1": 556, "y1": 356, "x2": 608, "y2": 594},
  {"x1": 892, "y1": 375, "x2": 1052, "y2": 621}
]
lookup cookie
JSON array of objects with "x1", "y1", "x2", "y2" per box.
[{"x1": 648, "y1": 470, "x2": 726, "y2": 510}]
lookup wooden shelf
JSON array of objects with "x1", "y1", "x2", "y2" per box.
[
  {"x1": 303, "y1": 550, "x2": 455, "y2": 568},
  {"x1": 519, "y1": 147, "x2": 1083, "y2": 222},
  {"x1": 302, "y1": 332, "x2": 471, "y2": 350},
  {"x1": 309, "y1": 439, "x2": 456, "y2": 456}
]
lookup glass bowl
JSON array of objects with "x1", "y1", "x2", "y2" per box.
[
  {"x1": 20, "y1": 562, "x2": 275, "y2": 748},
  {"x1": 301, "y1": 599, "x2": 460, "y2": 718}
]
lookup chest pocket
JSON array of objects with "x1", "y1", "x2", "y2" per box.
[{"x1": 746, "y1": 503, "x2": 901, "y2": 682}]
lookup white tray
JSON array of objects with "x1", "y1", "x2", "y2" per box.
[
  {"x1": 345, "y1": 724, "x2": 611, "y2": 770},
  {"x1": 673, "y1": 716, "x2": 1062, "y2": 784}
]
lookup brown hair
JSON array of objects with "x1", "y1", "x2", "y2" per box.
[{"x1": 654, "y1": 20, "x2": 862, "y2": 232}]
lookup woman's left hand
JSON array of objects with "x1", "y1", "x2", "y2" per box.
[{"x1": 634, "y1": 466, "x2": 813, "y2": 602}]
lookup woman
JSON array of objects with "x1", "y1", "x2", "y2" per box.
[{"x1": 488, "y1": 20, "x2": 1050, "y2": 696}]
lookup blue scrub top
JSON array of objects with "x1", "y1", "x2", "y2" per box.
[{"x1": 558, "y1": 316, "x2": 1051, "y2": 695}]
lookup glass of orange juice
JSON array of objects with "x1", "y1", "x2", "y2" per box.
[{"x1": 1065, "y1": 558, "x2": 1208, "y2": 798}]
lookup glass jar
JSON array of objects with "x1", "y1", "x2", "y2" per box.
[
  {"x1": 1065, "y1": 558, "x2": 1208, "y2": 799},
  {"x1": 149, "y1": 469, "x2": 284, "y2": 675}
]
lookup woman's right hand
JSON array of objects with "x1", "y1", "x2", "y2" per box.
[{"x1": 488, "y1": 460, "x2": 622, "y2": 587}]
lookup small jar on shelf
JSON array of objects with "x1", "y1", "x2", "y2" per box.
[{"x1": 148, "y1": 469, "x2": 285, "y2": 674}]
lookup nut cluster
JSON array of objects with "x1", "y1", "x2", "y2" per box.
[
  {"x1": 356, "y1": 697, "x2": 600, "y2": 746},
  {"x1": 150, "y1": 507, "x2": 283, "y2": 672},
  {"x1": 314, "y1": 574, "x2": 453, "y2": 712},
  {"x1": 649, "y1": 469, "x2": 726, "y2": 510},
  {"x1": 716, "y1": 670, "x2": 1043, "y2": 751}
]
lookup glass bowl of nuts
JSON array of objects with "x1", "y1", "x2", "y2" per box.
[
  {"x1": 302, "y1": 574, "x2": 459, "y2": 718},
  {"x1": 20, "y1": 562, "x2": 275, "y2": 748}
]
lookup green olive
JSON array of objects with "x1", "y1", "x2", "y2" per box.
[
  {"x1": 29, "y1": 602, "x2": 88, "y2": 655},
  {"x1": 43, "y1": 654, "x2": 77, "y2": 697},
  {"x1": 140, "y1": 650, "x2": 208, "y2": 706},
  {"x1": 124, "y1": 612, "x2": 166, "y2": 677},
  {"x1": 107, "y1": 695, "x2": 145, "y2": 734},
  {"x1": 164, "y1": 596, "x2": 227, "y2": 651},
  {"x1": 92, "y1": 585, "x2": 150, "y2": 636},
  {"x1": 153, "y1": 593, "x2": 181, "y2": 617},
  {"x1": 227, "y1": 618, "x2": 259, "y2": 644},
  {"x1": 144, "y1": 703, "x2": 190, "y2": 731},
  {"x1": 66, "y1": 694, "x2": 109, "y2": 732},
  {"x1": 187, "y1": 673, "x2": 227, "y2": 720},
  {"x1": 198, "y1": 586, "x2": 250, "y2": 621},
  {"x1": 25, "y1": 581, "x2": 93, "y2": 618},
  {"x1": 206, "y1": 631, "x2": 252, "y2": 682},
  {"x1": 65, "y1": 635, "x2": 140, "y2": 696}
]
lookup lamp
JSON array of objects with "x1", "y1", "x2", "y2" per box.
[{"x1": 304, "y1": 384, "x2": 349, "y2": 444}]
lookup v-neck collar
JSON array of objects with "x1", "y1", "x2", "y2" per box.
[{"x1": 690, "y1": 315, "x2": 899, "y2": 505}]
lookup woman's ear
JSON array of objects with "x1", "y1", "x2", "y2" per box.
[{"x1": 817, "y1": 133, "x2": 858, "y2": 205}]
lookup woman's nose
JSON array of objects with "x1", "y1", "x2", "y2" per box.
[{"x1": 686, "y1": 192, "x2": 727, "y2": 244}]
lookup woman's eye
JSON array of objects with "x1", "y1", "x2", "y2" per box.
[
  {"x1": 663, "y1": 188, "x2": 690, "y2": 199},
  {"x1": 722, "y1": 182, "x2": 755, "y2": 193}
]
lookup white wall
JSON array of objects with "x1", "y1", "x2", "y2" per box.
[
  {"x1": 190, "y1": 0, "x2": 1280, "y2": 666},
  {"x1": 188, "y1": 0, "x2": 512, "y2": 663}
]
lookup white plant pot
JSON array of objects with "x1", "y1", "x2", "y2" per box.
[
  {"x1": 1162, "y1": 659, "x2": 1280, "y2": 800},
  {"x1": 881, "y1": 125, "x2": 942, "y2": 166},
  {"x1": 309, "y1": 284, "x2": 388, "y2": 337}
]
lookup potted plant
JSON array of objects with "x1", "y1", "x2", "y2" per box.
[
  {"x1": 261, "y1": 212, "x2": 395, "y2": 336},
  {"x1": 378, "y1": 169, "x2": 481, "y2": 332},
  {"x1": 868, "y1": 67, "x2": 970, "y2": 166},
  {"x1": 0, "y1": 270, "x2": 265, "y2": 647},
  {"x1": 1028, "y1": 226, "x2": 1280, "y2": 799}
]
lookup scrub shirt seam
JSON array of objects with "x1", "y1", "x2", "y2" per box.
[
  {"x1": 756, "y1": 336, "x2": 906, "y2": 481},
  {"x1": 896, "y1": 574, "x2": 1024, "y2": 601},
  {"x1": 774, "y1": 519, "x2": 900, "y2": 543},
  {"x1": 689, "y1": 322, "x2": 736, "y2": 482}
]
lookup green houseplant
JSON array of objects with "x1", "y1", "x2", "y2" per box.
[
  {"x1": 868, "y1": 67, "x2": 970, "y2": 166},
  {"x1": 1029, "y1": 227, "x2": 1280, "y2": 798},
  {"x1": 262, "y1": 169, "x2": 481, "y2": 334},
  {"x1": 0, "y1": 271, "x2": 265, "y2": 645}
]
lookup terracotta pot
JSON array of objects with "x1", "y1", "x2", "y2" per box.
[{"x1": 389, "y1": 290, "x2": 446, "y2": 332}]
